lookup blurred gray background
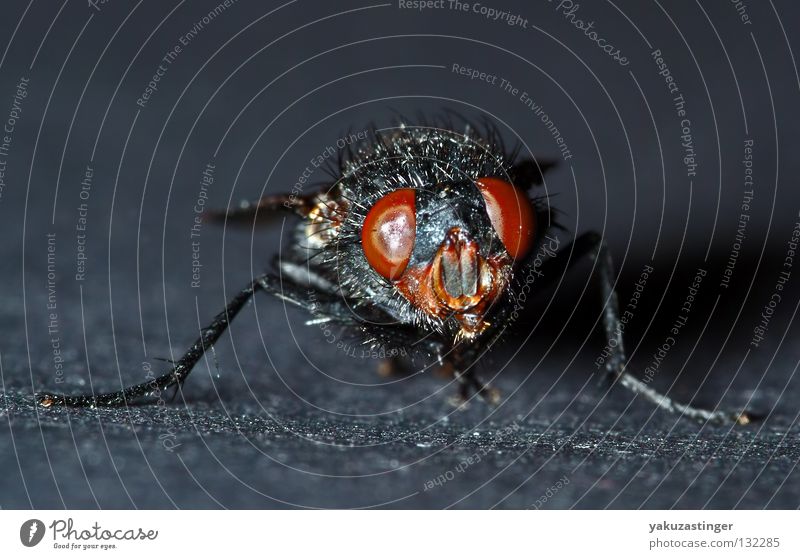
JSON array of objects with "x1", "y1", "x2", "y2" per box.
[{"x1": 1, "y1": 0, "x2": 799, "y2": 509}]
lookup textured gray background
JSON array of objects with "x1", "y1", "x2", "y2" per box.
[{"x1": 1, "y1": 0, "x2": 799, "y2": 509}]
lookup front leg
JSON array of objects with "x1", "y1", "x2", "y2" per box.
[
  {"x1": 533, "y1": 232, "x2": 753, "y2": 425},
  {"x1": 203, "y1": 191, "x2": 318, "y2": 225},
  {"x1": 38, "y1": 276, "x2": 270, "y2": 407},
  {"x1": 36, "y1": 274, "x2": 363, "y2": 408},
  {"x1": 422, "y1": 340, "x2": 499, "y2": 407}
]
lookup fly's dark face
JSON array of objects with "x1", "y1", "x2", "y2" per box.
[
  {"x1": 302, "y1": 126, "x2": 541, "y2": 342},
  {"x1": 361, "y1": 177, "x2": 535, "y2": 340}
]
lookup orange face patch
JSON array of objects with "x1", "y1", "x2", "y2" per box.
[{"x1": 395, "y1": 228, "x2": 512, "y2": 340}]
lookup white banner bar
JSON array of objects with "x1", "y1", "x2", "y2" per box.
[{"x1": 1, "y1": 510, "x2": 797, "y2": 557}]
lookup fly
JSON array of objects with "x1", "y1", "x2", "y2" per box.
[{"x1": 37, "y1": 120, "x2": 753, "y2": 425}]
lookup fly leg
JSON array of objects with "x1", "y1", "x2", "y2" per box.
[
  {"x1": 203, "y1": 191, "x2": 318, "y2": 225},
  {"x1": 534, "y1": 232, "x2": 753, "y2": 425},
  {"x1": 37, "y1": 274, "x2": 354, "y2": 408},
  {"x1": 38, "y1": 277, "x2": 270, "y2": 407},
  {"x1": 440, "y1": 345, "x2": 501, "y2": 407}
]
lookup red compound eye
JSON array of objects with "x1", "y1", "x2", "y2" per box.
[
  {"x1": 362, "y1": 188, "x2": 416, "y2": 280},
  {"x1": 476, "y1": 177, "x2": 536, "y2": 260}
]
